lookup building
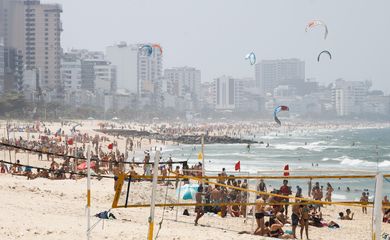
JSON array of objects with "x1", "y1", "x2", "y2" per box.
[
  {"x1": 94, "y1": 63, "x2": 116, "y2": 94},
  {"x1": 1, "y1": 0, "x2": 63, "y2": 94},
  {"x1": 106, "y1": 42, "x2": 162, "y2": 98},
  {"x1": 3, "y1": 46, "x2": 23, "y2": 92},
  {"x1": 164, "y1": 67, "x2": 201, "y2": 101},
  {"x1": 332, "y1": 79, "x2": 370, "y2": 116},
  {"x1": 61, "y1": 57, "x2": 81, "y2": 102},
  {"x1": 213, "y1": 76, "x2": 236, "y2": 110},
  {"x1": 106, "y1": 42, "x2": 138, "y2": 94},
  {"x1": 255, "y1": 59, "x2": 305, "y2": 96},
  {"x1": 0, "y1": 38, "x2": 4, "y2": 93}
]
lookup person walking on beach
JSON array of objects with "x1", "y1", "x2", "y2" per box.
[
  {"x1": 194, "y1": 185, "x2": 205, "y2": 226},
  {"x1": 325, "y1": 182, "x2": 334, "y2": 202},
  {"x1": 360, "y1": 192, "x2": 368, "y2": 214}
]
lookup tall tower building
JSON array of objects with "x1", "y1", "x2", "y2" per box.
[
  {"x1": 213, "y1": 76, "x2": 236, "y2": 110},
  {"x1": 1, "y1": 0, "x2": 62, "y2": 94},
  {"x1": 255, "y1": 59, "x2": 305, "y2": 96}
]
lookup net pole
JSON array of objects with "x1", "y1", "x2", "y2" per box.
[
  {"x1": 175, "y1": 179, "x2": 182, "y2": 222},
  {"x1": 372, "y1": 172, "x2": 383, "y2": 240},
  {"x1": 86, "y1": 146, "x2": 91, "y2": 240},
  {"x1": 148, "y1": 150, "x2": 160, "y2": 240}
]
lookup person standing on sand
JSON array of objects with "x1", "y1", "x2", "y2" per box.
[
  {"x1": 291, "y1": 202, "x2": 300, "y2": 239},
  {"x1": 280, "y1": 180, "x2": 292, "y2": 216},
  {"x1": 254, "y1": 197, "x2": 266, "y2": 235},
  {"x1": 360, "y1": 192, "x2": 368, "y2": 214},
  {"x1": 194, "y1": 185, "x2": 205, "y2": 226},
  {"x1": 300, "y1": 204, "x2": 310, "y2": 240},
  {"x1": 325, "y1": 182, "x2": 334, "y2": 202}
]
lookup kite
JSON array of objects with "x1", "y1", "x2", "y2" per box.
[
  {"x1": 305, "y1": 20, "x2": 328, "y2": 40},
  {"x1": 274, "y1": 105, "x2": 289, "y2": 126},
  {"x1": 152, "y1": 44, "x2": 163, "y2": 55},
  {"x1": 317, "y1": 50, "x2": 332, "y2": 62},
  {"x1": 245, "y1": 52, "x2": 256, "y2": 65},
  {"x1": 139, "y1": 44, "x2": 153, "y2": 56}
]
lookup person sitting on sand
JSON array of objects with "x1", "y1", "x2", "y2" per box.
[
  {"x1": 228, "y1": 198, "x2": 241, "y2": 217},
  {"x1": 268, "y1": 218, "x2": 295, "y2": 239},
  {"x1": 276, "y1": 208, "x2": 288, "y2": 225},
  {"x1": 339, "y1": 209, "x2": 354, "y2": 220},
  {"x1": 1, "y1": 162, "x2": 9, "y2": 173}
]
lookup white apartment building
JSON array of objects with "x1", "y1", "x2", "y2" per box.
[
  {"x1": 164, "y1": 67, "x2": 201, "y2": 99},
  {"x1": 255, "y1": 59, "x2": 305, "y2": 95},
  {"x1": 106, "y1": 42, "x2": 138, "y2": 93},
  {"x1": 333, "y1": 79, "x2": 370, "y2": 116},
  {"x1": 106, "y1": 42, "x2": 162, "y2": 97},
  {"x1": 214, "y1": 76, "x2": 235, "y2": 110},
  {"x1": 61, "y1": 58, "x2": 81, "y2": 93},
  {"x1": 94, "y1": 64, "x2": 116, "y2": 94}
]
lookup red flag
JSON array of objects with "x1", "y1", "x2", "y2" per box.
[
  {"x1": 108, "y1": 143, "x2": 113, "y2": 150},
  {"x1": 67, "y1": 138, "x2": 73, "y2": 145},
  {"x1": 283, "y1": 164, "x2": 290, "y2": 176},
  {"x1": 235, "y1": 161, "x2": 241, "y2": 171}
]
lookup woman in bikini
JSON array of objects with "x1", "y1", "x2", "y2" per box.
[{"x1": 300, "y1": 204, "x2": 310, "y2": 240}]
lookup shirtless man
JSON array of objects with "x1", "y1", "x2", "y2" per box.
[
  {"x1": 291, "y1": 203, "x2": 300, "y2": 239},
  {"x1": 254, "y1": 197, "x2": 266, "y2": 235},
  {"x1": 194, "y1": 185, "x2": 205, "y2": 226}
]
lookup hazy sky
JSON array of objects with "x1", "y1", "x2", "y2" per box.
[{"x1": 45, "y1": 0, "x2": 390, "y2": 93}]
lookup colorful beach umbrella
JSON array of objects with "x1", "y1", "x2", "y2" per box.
[
  {"x1": 77, "y1": 161, "x2": 96, "y2": 170},
  {"x1": 176, "y1": 183, "x2": 199, "y2": 200}
]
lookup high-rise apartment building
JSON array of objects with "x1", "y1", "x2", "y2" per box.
[
  {"x1": 61, "y1": 58, "x2": 81, "y2": 94},
  {"x1": 106, "y1": 42, "x2": 162, "y2": 97},
  {"x1": 213, "y1": 76, "x2": 236, "y2": 110},
  {"x1": 255, "y1": 59, "x2": 305, "y2": 95},
  {"x1": 1, "y1": 0, "x2": 62, "y2": 93},
  {"x1": 164, "y1": 67, "x2": 201, "y2": 107},
  {"x1": 332, "y1": 79, "x2": 370, "y2": 116},
  {"x1": 94, "y1": 63, "x2": 116, "y2": 94}
]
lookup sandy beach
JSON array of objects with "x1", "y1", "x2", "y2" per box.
[{"x1": 0, "y1": 120, "x2": 389, "y2": 240}]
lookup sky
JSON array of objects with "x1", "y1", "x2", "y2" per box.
[{"x1": 44, "y1": 0, "x2": 390, "y2": 93}]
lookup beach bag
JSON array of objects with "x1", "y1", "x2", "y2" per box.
[{"x1": 183, "y1": 209, "x2": 189, "y2": 216}]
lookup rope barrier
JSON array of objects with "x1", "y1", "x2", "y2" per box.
[
  {"x1": 114, "y1": 200, "x2": 373, "y2": 209},
  {"x1": 0, "y1": 142, "x2": 187, "y2": 165}
]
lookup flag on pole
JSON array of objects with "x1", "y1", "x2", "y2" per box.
[
  {"x1": 235, "y1": 161, "x2": 241, "y2": 171},
  {"x1": 283, "y1": 164, "x2": 290, "y2": 176},
  {"x1": 108, "y1": 143, "x2": 114, "y2": 150},
  {"x1": 197, "y1": 152, "x2": 203, "y2": 160}
]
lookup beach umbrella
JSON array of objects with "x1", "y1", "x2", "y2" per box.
[
  {"x1": 176, "y1": 183, "x2": 199, "y2": 200},
  {"x1": 77, "y1": 161, "x2": 96, "y2": 170}
]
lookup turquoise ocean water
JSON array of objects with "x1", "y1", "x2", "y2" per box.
[{"x1": 163, "y1": 127, "x2": 390, "y2": 201}]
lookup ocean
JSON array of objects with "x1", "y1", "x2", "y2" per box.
[{"x1": 163, "y1": 127, "x2": 390, "y2": 201}]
